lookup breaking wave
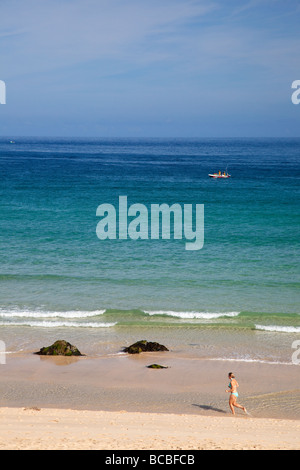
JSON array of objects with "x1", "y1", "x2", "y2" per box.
[
  {"x1": 144, "y1": 310, "x2": 240, "y2": 319},
  {"x1": 255, "y1": 324, "x2": 300, "y2": 333}
]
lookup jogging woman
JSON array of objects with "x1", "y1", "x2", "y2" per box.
[{"x1": 226, "y1": 372, "x2": 247, "y2": 415}]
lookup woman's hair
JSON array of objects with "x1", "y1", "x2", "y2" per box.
[{"x1": 228, "y1": 372, "x2": 235, "y2": 378}]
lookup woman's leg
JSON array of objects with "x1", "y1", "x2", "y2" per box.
[
  {"x1": 232, "y1": 395, "x2": 247, "y2": 413},
  {"x1": 229, "y1": 395, "x2": 235, "y2": 414}
]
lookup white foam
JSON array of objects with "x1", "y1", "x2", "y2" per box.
[
  {"x1": 0, "y1": 320, "x2": 116, "y2": 328},
  {"x1": 207, "y1": 357, "x2": 294, "y2": 366},
  {"x1": 255, "y1": 324, "x2": 300, "y2": 333},
  {"x1": 144, "y1": 310, "x2": 240, "y2": 319},
  {"x1": 0, "y1": 309, "x2": 106, "y2": 319}
]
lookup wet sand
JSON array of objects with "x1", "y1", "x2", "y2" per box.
[{"x1": 1, "y1": 352, "x2": 299, "y2": 419}]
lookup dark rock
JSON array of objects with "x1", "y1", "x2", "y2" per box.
[
  {"x1": 123, "y1": 340, "x2": 169, "y2": 354},
  {"x1": 34, "y1": 340, "x2": 83, "y2": 356},
  {"x1": 147, "y1": 364, "x2": 168, "y2": 369}
]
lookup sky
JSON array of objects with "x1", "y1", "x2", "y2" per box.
[{"x1": 0, "y1": 0, "x2": 300, "y2": 137}]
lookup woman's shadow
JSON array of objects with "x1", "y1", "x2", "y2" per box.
[{"x1": 192, "y1": 404, "x2": 227, "y2": 414}]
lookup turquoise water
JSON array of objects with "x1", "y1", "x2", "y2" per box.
[{"x1": 0, "y1": 137, "x2": 299, "y2": 335}]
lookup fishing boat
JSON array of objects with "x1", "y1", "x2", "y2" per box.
[{"x1": 209, "y1": 171, "x2": 231, "y2": 178}]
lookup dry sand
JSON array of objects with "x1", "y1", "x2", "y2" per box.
[{"x1": 0, "y1": 406, "x2": 299, "y2": 450}]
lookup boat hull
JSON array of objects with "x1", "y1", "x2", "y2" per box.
[{"x1": 209, "y1": 174, "x2": 231, "y2": 178}]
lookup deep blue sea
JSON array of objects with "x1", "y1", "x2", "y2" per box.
[{"x1": 0, "y1": 137, "x2": 299, "y2": 340}]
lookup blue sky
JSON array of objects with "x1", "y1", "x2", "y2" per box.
[{"x1": 0, "y1": 0, "x2": 299, "y2": 137}]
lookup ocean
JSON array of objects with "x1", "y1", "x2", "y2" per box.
[{"x1": 0, "y1": 137, "x2": 299, "y2": 364}]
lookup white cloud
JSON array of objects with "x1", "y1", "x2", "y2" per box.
[
  {"x1": 0, "y1": 0, "x2": 216, "y2": 77},
  {"x1": 1, "y1": 0, "x2": 298, "y2": 84},
  {"x1": 1, "y1": 0, "x2": 299, "y2": 137}
]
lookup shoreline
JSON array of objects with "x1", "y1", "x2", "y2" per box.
[
  {"x1": 0, "y1": 344, "x2": 299, "y2": 449},
  {"x1": 1, "y1": 352, "x2": 299, "y2": 420}
]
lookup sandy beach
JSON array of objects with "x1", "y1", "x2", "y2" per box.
[
  {"x1": 0, "y1": 350, "x2": 299, "y2": 450},
  {"x1": 1, "y1": 0, "x2": 300, "y2": 452},
  {"x1": 0, "y1": 406, "x2": 299, "y2": 450}
]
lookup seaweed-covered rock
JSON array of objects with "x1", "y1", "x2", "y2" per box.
[
  {"x1": 123, "y1": 340, "x2": 169, "y2": 354},
  {"x1": 35, "y1": 340, "x2": 83, "y2": 356},
  {"x1": 147, "y1": 364, "x2": 168, "y2": 369}
]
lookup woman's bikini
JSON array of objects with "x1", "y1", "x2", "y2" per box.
[{"x1": 229, "y1": 378, "x2": 239, "y2": 398}]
